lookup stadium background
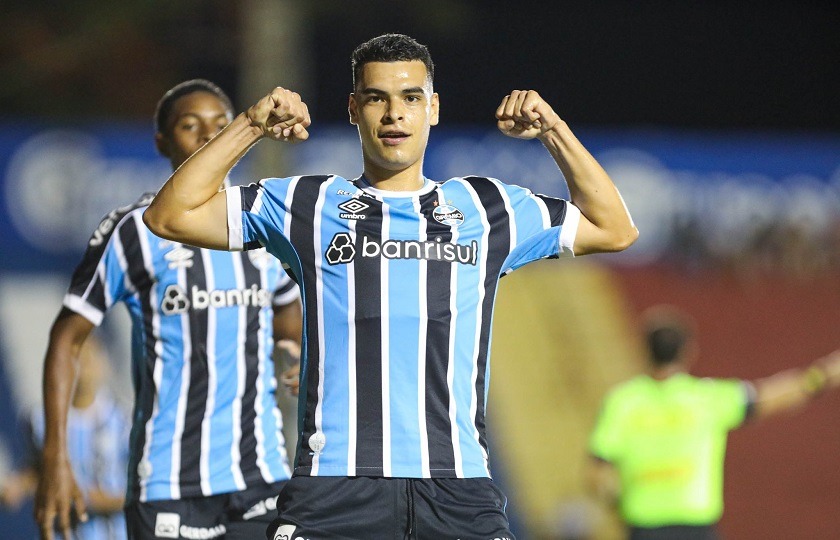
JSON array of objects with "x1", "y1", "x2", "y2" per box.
[{"x1": 1, "y1": 2, "x2": 838, "y2": 538}]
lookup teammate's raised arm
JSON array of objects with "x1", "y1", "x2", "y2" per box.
[
  {"x1": 143, "y1": 87, "x2": 311, "y2": 250},
  {"x1": 495, "y1": 90, "x2": 638, "y2": 255}
]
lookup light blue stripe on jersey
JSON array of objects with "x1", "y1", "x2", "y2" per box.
[
  {"x1": 313, "y1": 182, "x2": 352, "y2": 474},
  {"x1": 444, "y1": 181, "x2": 490, "y2": 477},
  {"x1": 145, "y1": 237, "x2": 185, "y2": 501},
  {"x1": 384, "y1": 195, "x2": 424, "y2": 477},
  {"x1": 206, "y1": 248, "x2": 239, "y2": 493}
]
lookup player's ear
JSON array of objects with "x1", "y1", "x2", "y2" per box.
[
  {"x1": 154, "y1": 132, "x2": 171, "y2": 158},
  {"x1": 430, "y1": 93, "x2": 440, "y2": 127},
  {"x1": 348, "y1": 94, "x2": 359, "y2": 126}
]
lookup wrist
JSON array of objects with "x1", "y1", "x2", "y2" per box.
[{"x1": 800, "y1": 365, "x2": 828, "y2": 397}]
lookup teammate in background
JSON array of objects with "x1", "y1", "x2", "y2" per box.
[
  {"x1": 1, "y1": 337, "x2": 129, "y2": 540},
  {"x1": 35, "y1": 80, "x2": 302, "y2": 540},
  {"x1": 144, "y1": 34, "x2": 638, "y2": 538},
  {"x1": 587, "y1": 306, "x2": 840, "y2": 540}
]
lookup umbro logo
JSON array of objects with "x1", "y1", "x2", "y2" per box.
[
  {"x1": 164, "y1": 247, "x2": 194, "y2": 269},
  {"x1": 338, "y1": 198, "x2": 369, "y2": 220}
]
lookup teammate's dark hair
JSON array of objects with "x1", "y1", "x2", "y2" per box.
[
  {"x1": 351, "y1": 34, "x2": 434, "y2": 89},
  {"x1": 643, "y1": 308, "x2": 693, "y2": 366},
  {"x1": 154, "y1": 79, "x2": 233, "y2": 134}
]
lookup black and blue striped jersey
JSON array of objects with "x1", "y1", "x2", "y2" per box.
[
  {"x1": 226, "y1": 175, "x2": 579, "y2": 478},
  {"x1": 64, "y1": 192, "x2": 298, "y2": 502}
]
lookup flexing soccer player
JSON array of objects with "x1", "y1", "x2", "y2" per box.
[
  {"x1": 36, "y1": 80, "x2": 302, "y2": 540},
  {"x1": 588, "y1": 306, "x2": 840, "y2": 540},
  {"x1": 144, "y1": 35, "x2": 638, "y2": 538}
]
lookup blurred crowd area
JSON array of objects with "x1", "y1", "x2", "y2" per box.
[{"x1": 670, "y1": 213, "x2": 840, "y2": 279}]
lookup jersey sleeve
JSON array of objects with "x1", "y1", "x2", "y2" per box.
[
  {"x1": 588, "y1": 392, "x2": 623, "y2": 463},
  {"x1": 63, "y1": 212, "x2": 136, "y2": 326},
  {"x1": 226, "y1": 178, "x2": 294, "y2": 252},
  {"x1": 704, "y1": 378, "x2": 752, "y2": 430},
  {"x1": 496, "y1": 180, "x2": 581, "y2": 274}
]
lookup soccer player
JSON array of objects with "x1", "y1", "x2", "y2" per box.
[
  {"x1": 1, "y1": 336, "x2": 129, "y2": 540},
  {"x1": 35, "y1": 80, "x2": 302, "y2": 540},
  {"x1": 587, "y1": 306, "x2": 840, "y2": 540},
  {"x1": 144, "y1": 34, "x2": 638, "y2": 538}
]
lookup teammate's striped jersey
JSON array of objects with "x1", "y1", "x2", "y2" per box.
[
  {"x1": 28, "y1": 392, "x2": 130, "y2": 540},
  {"x1": 226, "y1": 175, "x2": 580, "y2": 478},
  {"x1": 64, "y1": 192, "x2": 297, "y2": 502}
]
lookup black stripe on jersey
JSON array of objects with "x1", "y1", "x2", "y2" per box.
[
  {"x1": 419, "y1": 189, "x2": 457, "y2": 477},
  {"x1": 67, "y1": 192, "x2": 156, "y2": 303},
  {"x1": 238, "y1": 251, "x2": 263, "y2": 480},
  {"x1": 287, "y1": 175, "x2": 332, "y2": 471},
  {"x1": 352, "y1": 196, "x2": 383, "y2": 474},
  {"x1": 464, "y1": 177, "x2": 511, "y2": 456},
  {"x1": 116, "y1": 213, "x2": 157, "y2": 501},
  {"x1": 535, "y1": 194, "x2": 568, "y2": 228},
  {"x1": 178, "y1": 247, "x2": 209, "y2": 497}
]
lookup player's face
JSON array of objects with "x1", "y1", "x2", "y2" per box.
[
  {"x1": 349, "y1": 61, "x2": 439, "y2": 178},
  {"x1": 156, "y1": 91, "x2": 233, "y2": 169}
]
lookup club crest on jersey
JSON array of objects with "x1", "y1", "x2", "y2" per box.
[
  {"x1": 164, "y1": 247, "x2": 195, "y2": 269},
  {"x1": 432, "y1": 205, "x2": 465, "y2": 226},
  {"x1": 337, "y1": 198, "x2": 369, "y2": 220}
]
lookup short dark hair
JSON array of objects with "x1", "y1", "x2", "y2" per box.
[
  {"x1": 351, "y1": 34, "x2": 434, "y2": 89},
  {"x1": 154, "y1": 79, "x2": 233, "y2": 134},
  {"x1": 643, "y1": 307, "x2": 694, "y2": 366}
]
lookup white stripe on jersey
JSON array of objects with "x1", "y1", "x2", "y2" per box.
[
  {"x1": 230, "y1": 250, "x2": 248, "y2": 491},
  {"x1": 282, "y1": 176, "x2": 301, "y2": 240},
  {"x1": 442, "y1": 189, "x2": 464, "y2": 478},
  {"x1": 226, "y1": 188, "x2": 244, "y2": 251},
  {"x1": 346, "y1": 217, "x2": 358, "y2": 476},
  {"x1": 459, "y1": 180, "x2": 491, "y2": 474},
  {"x1": 311, "y1": 177, "x2": 336, "y2": 475},
  {"x1": 414, "y1": 195, "x2": 431, "y2": 478},
  {"x1": 200, "y1": 248, "x2": 218, "y2": 495},
  {"x1": 134, "y1": 212, "x2": 166, "y2": 501},
  {"x1": 252, "y1": 182, "x2": 266, "y2": 215},
  {"x1": 380, "y1": 205, "x2": 392, "y2": 477},
  {"x1": 559, "y1": 204, "x2": 581, "y2": 253},
  {"x1": 170, "y1": 243, "x2": 193, "y2": 500}
]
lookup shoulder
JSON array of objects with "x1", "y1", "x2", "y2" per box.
[{"x1": 84, "y1": 193, "x2": 154, "y2": 252}]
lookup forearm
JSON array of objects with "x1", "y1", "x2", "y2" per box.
[
  {"x1": 144, "y1": 113, "x2": 263, "y2": 244},
  {"x1": 538, "y1": 123, "x2": 637, "y2": 253},
  {"x1": 753, "y1": 358, "x2": 836, "y2": 419},
  {"x1": 84, "y1": 489, "x2": 124, "y2": 515},
  {"x1": 42, "y1": 332, "x2": 81, "y2": 462}
]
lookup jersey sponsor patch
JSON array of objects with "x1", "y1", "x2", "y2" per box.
[
  {"x1": 154, "y1": 512, "x2": 180, "y2": 538},
  {"x1": 325, "y1": 233, "x2": 478, "y2": 266},
  {"x1": 160, "y1": 284, "x2": 273, "y2": 315},
  {"x1": 272, "y1": 524, "x2": 298, "y2": 540},
  {"x1": 337, "y1": 198, "x2": 370, "y2": 220}
]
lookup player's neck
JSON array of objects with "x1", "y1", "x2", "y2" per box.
[
  {"x1": 362, "y1": 163, "x2": 425, "y2": 192},
  {"x1": 649, "y1": 364, "x2": 685, "y2": 381}
]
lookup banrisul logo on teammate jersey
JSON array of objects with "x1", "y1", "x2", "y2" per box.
[
  {"x1": 325, "y1": 233, "x2": 478, "y2": 266},
  {"x1": 160, "y1": 284, "x2": 272, "y2": 315}
]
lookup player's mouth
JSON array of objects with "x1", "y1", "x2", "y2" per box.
[{"x1": 379, "y1": 130, "x2": 410, "y2": 146}]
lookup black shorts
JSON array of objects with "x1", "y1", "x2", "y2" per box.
[
  {"x1": 267, "y1": 476, "x2": 514, "y2": 540},
  {"x1": 629, "y1": 524, "x2": 719, "y2": 540},
  {"x1": 125, "y1": 481, "x2": 286, "y2": 540}
]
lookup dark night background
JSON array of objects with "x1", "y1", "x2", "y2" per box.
[{"x1": 2, "y1": 1, "x2": 838, "y2": 131}]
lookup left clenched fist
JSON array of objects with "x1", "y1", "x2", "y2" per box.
[{"x1": 495, "y1": 90, "x2": 560, "y2": 140}]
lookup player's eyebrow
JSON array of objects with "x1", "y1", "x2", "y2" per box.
[{"x1": 359, "y1": 87, "x2": 427, "y2": 96}]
